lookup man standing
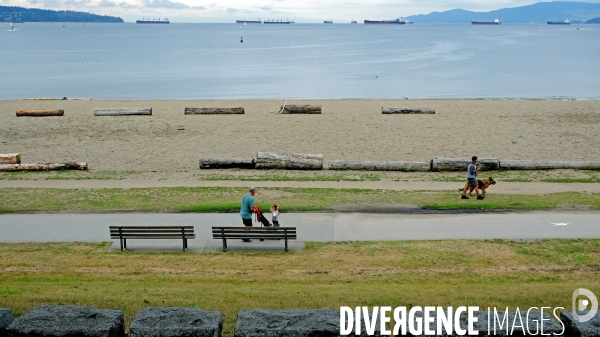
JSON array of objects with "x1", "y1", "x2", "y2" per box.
[
  {"x1": 462, "y1": 156, "x2": 485, "y2": 200},
  {"x1": 240, "y1": 187, "x2": 256, "y2": 242}
]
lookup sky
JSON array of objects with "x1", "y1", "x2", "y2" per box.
[{"x1": 1, "y1": 0, "x2": 599, "y2": 22}]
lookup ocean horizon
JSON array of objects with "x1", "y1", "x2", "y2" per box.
[{"x1": 2, "y1": 22, "x2": 599, "y2": 100}]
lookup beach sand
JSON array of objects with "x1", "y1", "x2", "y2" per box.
[{"x1": 1, "y1": 99, "x2": 599, "y2": 171}]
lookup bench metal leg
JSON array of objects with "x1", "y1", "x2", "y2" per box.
[
  {"x1": 181, "y1": 227, "x2": 187, "y2": 252},
  {"x1": 284, "y1": 229, "x2": 288, "y2": 252},
  {"x1": 118, "y1": 227, "x2": 124, "y2": 251},
  {"x1": 221, "y1": 228, "x2": 228, "y2": 252},
  {"x1": 123, "y1": 239, "x2": 127, "y2": 251}
]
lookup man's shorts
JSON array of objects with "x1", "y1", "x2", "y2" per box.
[
  {"x1": 467, "y1": 178, "x2": 478, "y2": 186},
  {"x1": 242, "y1": 218, "x2": 253, "y2": 227}
]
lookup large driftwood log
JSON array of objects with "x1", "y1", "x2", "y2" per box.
[
  {"x1": 329, "y1": 160, "x2": 430, "y2": 172},
  {"x1": 185, "y1": 107, "x2": 245, "y2": 115},
  {"x1": 0, "y1": 154, "x2": 21, "y2": 165},
  {"x1": 280, "y1": 105, "x2": 322, "y2": 114},
  {"x1": 431, "y1": 158, "x2": 500, "y2": 172},
  {"x1": 94, "y1": 108, "x2": 152, "y2": 116},
  {"x1": 256, "y1": 152, "x2": 323, "y2": 170},
  {"x1": 16, "y1": 109, "x2": 64, "y2": 117},
  {"x1": 0, "y1": 162, "x2": 88, "y2": 172},
  {"x1": 381, "y1": 107, "x2": 435, "y2": 114},
  {"x1": 500, "y1": 160, "x2": 600, "y2": 170},
  {"x1": 199, "y1": 158, "x2": 255, "y2": 169}
]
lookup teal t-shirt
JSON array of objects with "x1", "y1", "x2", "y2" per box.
[{"x1": 240, "y1": 193, "x2": 255, "y2": 219}]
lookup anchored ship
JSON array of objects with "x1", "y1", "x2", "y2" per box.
[
  {"x1": 236, "y1": 19, "x2": 262, "y2": 24},
  {"x1": 471, "y1": 18, "x2": 501, "y2": 25},
  {"x1": 364, "y1": 17, "x2": 407, "y2": 25},
  {"x1": 136, "y1": 18, "x2": 170, "y2": 24},
  {"x1": 324, "y1": 19, "x2": 333, "y2": 24},
  {"x1": 351, "y1": 20, "x2": 357, "y2": 24},
  {"x1": 264, "y1": 19, "x2": 295, "y2": 24},
  {"x1": 547, "y1": 19, "x2": 570, "y2": 25}
]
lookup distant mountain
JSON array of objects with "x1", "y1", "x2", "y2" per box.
[
  {"x1": 0, "y1": 6, "x2": 123, "y2": 23},
  {"x1": 587, "y1": 17, "x2": 600, "y2": 23},
  {"x1": 405, "y1": 2, "x2": 600, "y2": 24}
]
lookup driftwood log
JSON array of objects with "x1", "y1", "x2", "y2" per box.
[
  {"x1": 16, "y1": 109, "x2": 64, "y2": 117},
  {"x1": 199, "y1": 158, "x2": 256, "y2": 169},
  {"x1": 500, "y1": 160, "x2": 600, "y2": 170},
  {"x1": 280, "y1": 105, "x2": 322, "y2": 114},
  {"x1": 185, "y1": 107, "x2": 245, "y2": 115},
  {"x1": 329, "y1": 160, "x2": 430, "y2": 172},
  {"x1": 381, "y1": 107, "x2": 435, "y2": 114},
  {"x1": 94, "y1": 108, "x2": 152, "y2": 116},
  {"x1": 0, "y1": 154, "x2": 21, "y2": 165},
  {"x1": 0, "y1": 162, "x2": 88, "y2": 172},
  {"x1": 256, "y1": 152, "x2": 323, "y2": 170},
  {"x1": 431, "y1": 158, "x2": 500, "y2": 172}
]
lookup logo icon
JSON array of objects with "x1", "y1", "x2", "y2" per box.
[{"x1": 572, "y1": 288, "x2": 598, "y2": 322}]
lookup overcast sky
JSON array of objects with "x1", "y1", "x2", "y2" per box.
[{"x1": 2, "y1": 0, "x2": 599, "y2": 22}]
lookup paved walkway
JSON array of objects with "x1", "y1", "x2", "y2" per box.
[
  {"x1": 2, "y1": 180, "x2": 600, "y2": 195},
  {"x1": 1, "y1": 212, "x2": 599, "y2": 252}
]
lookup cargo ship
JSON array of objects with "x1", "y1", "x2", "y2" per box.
[
  {"x1": 324, "y1": 19, "x2": 333, "y2": 24},
  {"x1": 547, "y1": 19, "x2": 570, "y2": 25},
  {"x1": 351, "y1": 20, "x2": 357, "y2": 24},
  {"x1": 471, "y1": 18, "x2": 501, "y2": 25},
  {"x1": 264, "y1": 19, "x2": 294, "y2": 24},
  {"x1": 236, "y1": 19, "x2": 262, "y2": 24},
  {"x1": 136, "y1": 18, "x2": 170, "y2": 24},
  {"x1": 364, "y1": 17, "x2": 407, "y2": 25}
]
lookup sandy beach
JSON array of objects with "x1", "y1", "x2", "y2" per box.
[{"x1": 1, "y1": 99, "x2": 599, "y2": 171}]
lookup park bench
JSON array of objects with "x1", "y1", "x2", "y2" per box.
[
  {"x1": 212, "y1": 227, "x2": 297, "y2": 252},
  {"x1": 109, "y1": 226, "x2": 195, "y2": 252}
]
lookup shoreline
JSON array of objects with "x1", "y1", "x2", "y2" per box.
[
  {"x1": 12, "y1": 97, "x2": 600, "y2": 101},
  {"x1": 2, "y1": 99, "x2": 599, "y2": 171}
]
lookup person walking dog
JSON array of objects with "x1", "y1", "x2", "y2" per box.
[
  {"x1": 461, "y1": 156, "x2": 485, "y2": 200},
  {"x1": 240, "y1": 187, "x2": 257, "y2": 242}
]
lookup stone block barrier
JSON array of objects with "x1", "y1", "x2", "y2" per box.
[
  {"x1": 130, "y1": 307, "x2": 222, "y2": 337},
  {"x1": 235, "y1": 308, "x2": 382, "y2": 337},
  {"x1": 561, "y1": 310, "x2": 600, "y2": 337},
  {"x1": 0, "y1": 308, "x2": 12, "y2": 335},
  {"x1": 6, "y1": 305, "x2": 124, "y2": 337},
  {"x1": 3, "y1": 305, "x2": 595, "y2": 336}
]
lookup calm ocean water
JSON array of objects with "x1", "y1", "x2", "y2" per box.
[{"x1": 1, "y1": 22, "x2": 599, "y2": 100}]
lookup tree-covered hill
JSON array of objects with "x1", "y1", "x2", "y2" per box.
[{"x1": 1, "y1": 6, "x2": 123, "y2": 23}]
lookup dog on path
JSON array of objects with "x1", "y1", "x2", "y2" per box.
[{"x1": 460, "y1": 177, "x2": 496, "y2": 196}]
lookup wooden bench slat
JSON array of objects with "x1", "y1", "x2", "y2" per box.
[
  {"x1": 110, "y1": 229, "x2": 195, "y2": 234},
  {"x1": 111, "y1": 236, "x2": 196, "y2": 239},
  {"x1": 109, "y1": 226, "x2": 194, "y2": 230},
  {"x1": 111, "y1": 234, "x2": 196, "y2": 238},
  {"x1": 211, "y1": 227, "x2": 296, "y2": 231},
  {"x1": 211, "y1": 229, "x2": 297, "y2": 232},
  {"x1": 213, "y1": 235, "x2": 296, "y2": 240}
]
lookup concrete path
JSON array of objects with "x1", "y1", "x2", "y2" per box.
[
  {"x1": 2, "y1": 180, "x2": 600, "y2": 195},
  {"x1": 1, "y1": 212, "x2": 599, "y2": 252}
]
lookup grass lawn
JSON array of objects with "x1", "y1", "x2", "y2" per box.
[
  {"x1": 0, "y1": 240, "x2": 599, "y2": 336},
  {"x1": 2, "y1": 169, "x2": 600, "y2": 183},
  {"x1": 0, "y1": 187, "x2": 600, "y2": 213}
]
